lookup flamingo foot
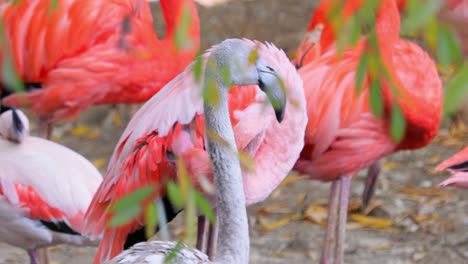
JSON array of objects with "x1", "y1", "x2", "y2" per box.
[
  {"x1": 196, "y1": 215, "x2": 208, "y2": 252},
  {"x1": 362, "y1": 161, "x2": 381, "y2": 210},
  {"x1": 206, "y1": 218, "x2": 218, "y2": 260},
  {"x1": 320, "y1": 181, "x2": 340, "y2": 264},
  {"x1": 335, "y1": 176, "x2": 351, "y2": 264}
]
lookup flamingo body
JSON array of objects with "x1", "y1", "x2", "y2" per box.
[
  {"x1": 0, "y1": 109, "x2": 102, "y2": 261},
  {"x1": 0, "y1": 0, "x2": 199, "y2": 122},
  {"x1": 84, "y1": 39, "x2": 307, "y2": 263}
]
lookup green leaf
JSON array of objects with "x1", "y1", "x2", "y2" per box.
[
  {"x1": 203, "y1": 79, "x2": 220, "y2": 107},
  {"x1": 109, "y1": 186, "x2": 154, "y2": 213},
  {"x1": 194, "y1": 190, "x2": 216, "y2": 223},
  {"x1": 444, "y1": 64, "x2": 468, "y2": 115},
  {"x1": 401, "y1": 0, "x2": 441, "y2": 34},
  {"x1": 369, "y1": 80, "x2": 383, "y2": 117},
  {"x1": 355, "y1": 52, "x2": 369, "y2": 93},
  {"x1": 437, "y1": 26, "x2": 462, "y2": 67},
  {"x1": 248, "y1": 48, "x2": 259, "y2": 65},
  {"x1": 166, "y1": 181, "x2": 184, "y2": 208},
  {"x1": 174, "y1": 4, "x2": 192, "y2": 51},
  {"x1": 164, "y1": 241, "x2": 183, "y2": 263},
  {"x1": 192, "y1": 53, "x2": 204, "y2": 82},
  {"x1": 238, "y1": 151, "x2": 255, "y2": 173},
  {"x1": 390, "y1": 104, "x2": 406, "y2": 143},
  {"x1": 144, "y1": 202, "x2": 158, "y2": 239},
  {"x1": 107, "y1": 206, "x2": 142, "y2": 227},
  {"x1": 2, "y1": 56, "x2": 24, "y2": 92},
  {"x1": 184, "y1": 188, "x2": 197, "y2": 240}
]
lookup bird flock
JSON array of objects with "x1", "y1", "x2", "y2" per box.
[{"x1": 0, "y1": 0, "x2": 465, "y2": 264}]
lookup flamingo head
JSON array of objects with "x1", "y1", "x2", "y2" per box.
[
  {"x1": 207, "y1": 39, "x2": 287, "y2": 122},
  {"x1": 0, "y1": 108, "x2": 30, "y2": 143}
]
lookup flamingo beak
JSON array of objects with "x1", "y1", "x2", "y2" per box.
[
  {"x1": 257, "y1": 63, "x2": 286, "y2": 123},
  {"x1": 10, "y1": 107, "x2": 26, "y2": 143}
]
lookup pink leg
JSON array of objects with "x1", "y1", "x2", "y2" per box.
[
  {"x1": 206, "y1": 219, "x2": 218, "y2": 260},
  {"x1": 27, "y1": 249, "x2": 39, "y2": 264},
  {"x1": 320, "y1": 181, "x2": 340, "y2": 264},
  {"x1": 196, "y1": 215, "x2": 208, "y2": 252},
  {"x1": 335, "y1": 176, "x2": 351, "y2": 264},
  {"x1": 362, "y1": 161, "x2": 381, "y2": 210},
  {"x1": 38, "y1": 118, "x2": 52, "y2": 139}
]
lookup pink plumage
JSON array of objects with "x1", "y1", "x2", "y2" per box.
[
  {"x1": 0, "y1": 109, "x2": 102, "y2": 263},
  {"x1": 83, "y1": 39, "x2": 308, "y2": 263},
  {"x1": 437, "y1": 147, "x2": 468, "y2": 188}
]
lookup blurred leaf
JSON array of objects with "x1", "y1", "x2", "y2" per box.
[
  {"x1": 238, "y1": 151, "x2": 255, "y2": 173},
  {"x1": 248, "y1": 48, "x2": 259, "y2": 65},
  {"x1": 107, "y1": 206, "x2": 141, "y2": 227},
  {"x1": 350, "y1": 214, "x2": 393, "y2": 229},
  {"x1": 194, "y1": 190, "x2": 215, "y2": 223},
  {"x1": 203, "y1": 79, "x2": 220, "y2": 107},
  {"x1": 166, "y1": 181, "x2": 184, "y2": 208},
  {"x1": 164, "y1": 241, "x2": 183, "y2": 263},
  {"x1": 174, "y1": 4, "x2": 192, "y2": 51},
  {"x1": 390, "y1": 104, "x2": 406, "y2": 143},
  {"x1": 444, "y1": 64, "x2": 468, "y2": 115},
  {"x1": 92, "y1": 158, "x2": 107, "y2": 169},
  {"x1": 192, "y1": 53, "x2": 204, "y2": 82},
  {"x1": 185, "y1": 188, "x2": 197, "y2": 240},
  {"x1": 176, "y1": 158, "x2": 190, "y2": 200},
  {"x1": 401, "y1": 0, "x2": 441, "y2": 34},
  {"x1": 205, "y1": 127, "x2": 230, "y2": 148},
  {"x1": 382, "y1": 162, "x2": 397, "y2": 170},
  {"x1": 369, "y1": 80, "x2": 383, "y2": 117},
  {"x1": 437, "y1": 26, "x2": 462, "y2": 66},
  {"x1": 2, "y1": 56, "x2": 24, "y2": 92},
  {"x1": 70, "y1": 125, "x2": 92, "y2": 136},
  {"x1": 109, "y1": 186, "x2": 154, "y2": 212},
  {"x1": 144, "y1": 202, "x2": 158, "y2": 239},
  {"x1": 355, "y1": 52, "x2": 369, "y2": 93},
  {"x1": 304, "y1": 204, "x2": 328, "y2": 225}
]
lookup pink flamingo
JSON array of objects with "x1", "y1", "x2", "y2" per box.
[
  {"x1": 0, "y1": 108, "x2": 103, "y2": 264},
  {"x1": 437, "y1": 147, "x2": 468, "y2": 188},
  {"x1": 83, "y1": 38, "x2": 308, "y2": 263},
  {"x1": 293, "y1": 0, "x2": 443, "y2": 263},
  {"x1": 0, "y1": 0, "x2": 200, "y2": 138}
]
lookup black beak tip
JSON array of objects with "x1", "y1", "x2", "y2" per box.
[{"x1": 275, "y1": 107, "x2": 285, "y2": 123}]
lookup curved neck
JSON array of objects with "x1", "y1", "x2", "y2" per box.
[
  {"x1": 203, "y1": 59, "x2": 249, "y2": 263},
  {"x1": 160, "y1": 0, "x2": 200, "y2": 42}
]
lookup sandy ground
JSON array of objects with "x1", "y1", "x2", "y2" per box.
[{"x1": 2, "y1": 0, "x2": 468, "y2": 263}]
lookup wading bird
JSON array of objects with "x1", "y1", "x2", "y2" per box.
[
  {"x1": 83, "y1": 38, "x2": 307, "y2": 263},
  {"x1": 105, "y1": 38, "x2": 280, "y2": 264},
  {"x1": 0, "y1": 0, "x2": 200, "y2": 138},
  {"x1": 293, "y1": 0, "x2": 443, "y2": 263},
  {"x1": 0, "y1": 108, "x2": 103, "y2": 264},
  {"x1": 437, "y1": 147, "x2": 468, "y2": 188}
]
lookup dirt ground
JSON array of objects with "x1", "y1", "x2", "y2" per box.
[{"x1": 1, "y1": 0, "x2": 468, "y2": 263}]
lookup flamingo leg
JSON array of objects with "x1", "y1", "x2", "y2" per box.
[
  {"x1": 320, "y1": 180, "x2": 340, "y2": 264},
  {"x1": 362, "y1": 161, "x2": 381, "y2": 210},
  {"x1": 38, "y1": 118, "x2": 52, "y2": 139},
  {"x1": 206, "y1": 218, "x2": 218, "y2": 260},
  {"x1": 335, "y1": 176, "x2": 351, "y2": 264},
  {"x1": 27, "y1": 249, "x2": 39, "y2": 264},
  {"x1": 196, "y1": 215, "x2": 208, "y2": 252}
]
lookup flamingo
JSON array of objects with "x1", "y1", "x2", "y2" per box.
[
  {"x1": 83, "y1": 38, "x2": 307, "y2": 263},
  {"x1": 293, "y1": 0, "x2": 443, "y2": 263},
  {"x1": 0, "y1": 0, "x2": 200, "y2": 138},
  {"x1": 0, "y1": 108, "x2": 103, "y2": 264},
  {"x1": 436, "y1": 147, "x2": 468, "y2": 188},
  {"x1": 104, "y1": 38, "x2": 268, "y2": 264},
  {"x1": 293, "y1": 0, "x2": 385, "y2": 211}
]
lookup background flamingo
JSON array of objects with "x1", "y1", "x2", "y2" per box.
[
  {"x1": 0, "y1": 0, "x2": 200, "y2": 138},
  {"x1": 436, "y1": 147, "x2": 468, "y2": 188},
  {"x1": 293, "y1": 0, "x2": 443, "y2": 263},
  {"x1": 83, "y1": 38, "x2": 307, "y2": 263},
  {"x1": 0, "y1": 108, "x2": 103, "y2": 264},
  {"x1": 106, "y1": 38, "x2": 275, "y2": 264}
]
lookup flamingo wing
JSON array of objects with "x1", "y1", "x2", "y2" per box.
[
  {"x1": 436, "y1": 147, "x2": 468, "y2": 172},
  {"x1": 0, "y1": 137, "x2": 102, "y2": 233}
]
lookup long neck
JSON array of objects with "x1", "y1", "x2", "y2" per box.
[
  {"x1": 203, "y1": 67, "x2": 249, "y2": 264},
  {"x1": 160, "y1": 0, "x2": 200, "y2": 42}
]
